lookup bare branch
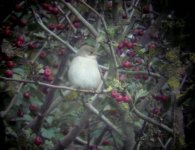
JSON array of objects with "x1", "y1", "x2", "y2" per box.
[{"x1": 62, "y1": 0, "x2": 99, "y2": 38}]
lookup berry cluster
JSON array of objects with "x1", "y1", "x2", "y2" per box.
[{"x1": 111, "y1": 90, "x2": 131, "y2": 103}]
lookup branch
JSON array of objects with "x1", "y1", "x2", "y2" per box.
[
  {"x1": 119, "y1": 69, "x2": 162, "y2": 78},
  {"x1": 0, "y1": 42, "x2": 48, "y2": 118},
  {"x1": 27, "y1": 51, "x2": 69, "y2": 133},
  {"x1": 51, "y1": 72, "x2": 113, "y2": 150},
  {"x1": 62, "y1": 0, "x2": 99, "y2": 38},
  {"x1": 32, "y1": 9, "x2": 77, "y2": 53},
  {"x1": 129, "y1": 93, "x2": 174, "y2": 134},
  {"x1": 0, "y1": 83, "x2": 23, "y2": 117},
  {"x1": 123, "y1": 0, "x2": 140, "y2": 34},
  {"x1": 0, "y1": 76, "x2": 110, "y2": 94},
  {"x1": 85, "y1": 103, "x2": 122, "y2": 136}
]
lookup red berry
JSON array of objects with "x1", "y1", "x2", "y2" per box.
[
  {"x1": 17, "y1": 36, "x2": 25, "y2": 42},
  {"x1": 57, "y1": 48, "x2": 66, "y2": 56},
  {"x1": 122, "y1": 14, "x2": 128, "y2": 19},
  {"x1": 2, "y1": 26, "x2": 12, "y2": 36},
  {"x1": 151, "y1": 107, "x2": 160, "y2": 115},
  {"x1": 15, "y1": 36, "x2": 25, "y2": 48},
  {"x1": 29, "y1": 104, "x2": 38, "y2": 112},
  {"x1": 4, "y1": 69, "x2": 13, "y2": 78},
  {"x1": 135, "y1": 58, "x2": 143, "y2": 64},
  {"x1": 34, "y1": 136, "x2": 43, "y2": 145},
  {"x1": 111, "y1": 90, "x2": 120, "y2": 98},
  {"x1": 6, "y1": 61, "x2": 15, "y2": 68},
  {"x1": 142, "y1": 5, "x2": 150, "y2": 14},
  {"x1": 117, "y1": 42, "x2": 124, "y2": 49},
  {"x1": 153, "y1": 95, "x2": 168, "y2": 103},
  {"x1": 28, "y1": 42, "x2": 37, "y2": 49},
  {"x1": 44, "y1": 75, "x2": 53, "y2": 82},
  {"x1": 17, "y1": 109, "x2": 24, "y2": 117},
  {"x1": 148, "y1": 43, "x2": 156, "y2": 49},
  {"x1": 102, "y1": 139, "x2": 110, "y2": 145},
  {"x1": 141, "y1": 74, "x2": 148, "y2": 80},
  {"x1": 51, "y1": 7, "x2": 59, "y2": 15},
  {"x1": 73, "y1": 21, "x2": 80, "y2": 28},
  {"x1": 65, "y1": 24, "x2": 71, "y2": 30},
  {"x1": 56, "y1": 24, "x2": 65, "y2": 30},
  {"x1": 44, "y1": 68, "x2": 52, "y2": 77},
  {"x1": 42, "y1": 3, "x2": 51, "y2": 10},
  {"x1": 106, "y1": 1, "x2": 112, "y2": 10},
  {"x1": 15, "y1": 4, "x2": 24, "y2": 12},
  {"x1": 122, "y1": 60, "x2": 131, "y2": 68},
  {"x1": 39, "y1": 51, "x2": 47, "y2": 59},
  {"x1": 132, "y1": 66, "x2": 139, "y2": 72},
  {"x1": 126, "y1": 42, "x2": 134, "y2": 49},
  {"x1": 23, "y1": 91, "x2": 30, "y2": 99},
  {"x1": 119, "y1": 74, "x2": 126, "y2": 81},
  {"x1": 15, "y1": 40, "x2": 24, "y2": 48},
  {"x1": 115, "y1": 94, "x2": 123, "y2": 102},
  {"x1": 19, "y1": 19, "x2": 28, "y2": 27},
  {"x1": 122, "y1": 95, "x2": 131, "y2": 103},
  {"x1": 127, "y1": 50, "x2": 136, "y2": 57},
  {"x1": 48, "y1": 24, "x2": 56, "y2": 30}
]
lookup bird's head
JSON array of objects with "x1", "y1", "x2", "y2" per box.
[{"x1": 76, "y1": 45, "x2": 96, "y2": 57}]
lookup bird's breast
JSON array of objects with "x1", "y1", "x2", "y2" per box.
[{"x1": 68, "y1": 56, "x2": 101, "y2": 89}]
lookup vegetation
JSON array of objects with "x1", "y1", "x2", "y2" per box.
[{"x1": 0, "y1": 0, "x2": 194, "y2": 149}]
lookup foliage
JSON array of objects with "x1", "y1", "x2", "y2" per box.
[{"x1": 0, "y1": 0, "x2": 193, "y2": 150}]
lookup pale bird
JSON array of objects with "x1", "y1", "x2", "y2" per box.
[{"x1": 68, "y1": 45, "x2": 102, "y2": 89}]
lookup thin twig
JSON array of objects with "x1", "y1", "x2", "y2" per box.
[
  {"x1": 129, "y1": 94, "x2": 174, "y2": 134},
  {"x1": 0, "y1": 42, "x2": 48, "y2": 118},
  {"x1": 31, "y1": 8, "x2": 77, "y2": 53},
  {"x1": 62, "y1": 0, "x2": 99, "y2": 38},
  {"x1": 0, "y1": 76, "x2": 110, "y2": 94},
  {"x1": 85, "y1": 103, "x2": 122, "y2": 136}
]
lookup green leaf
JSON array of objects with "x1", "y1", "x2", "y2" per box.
[
  {"x1": 23, "y1": 114, "x2": 33, "y2": 121},
  {"x1": 46, "y1": 116, "x2": 54, "y2": 125},
  {"x1": 83, "y1": 38, "x2": 96, "y2": 46},
  {"x1": 42, "y1": 128, "x2": 56, "y2": 139},
  {"x1": 13, "y1": 68, "x2": 25, "y2": 77},
  {"x1": 135, "y1": 89, "x2": 148, "y2": 100}
]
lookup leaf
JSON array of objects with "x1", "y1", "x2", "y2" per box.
[
  {"x1": 13, "y1": 68, "x2": 25, "y2": 77},
  {"x1": 32, "y1": 32, "x2": 47, "y2": 39},
  {"x1": 96, "y1": 34, "x2": 105, "y2": 43},
  {"x1": 135, "y1": 89, "x2": 148, "y2": 100},
  {"x1": 23, "y1": 114, "x2": 33, "y2": 121},
  {"x1": 46, "y1": 116, "x2": 54, "y2": 125},
  {"x1": 42, "y1": 128, "x2": 56, "y2": 139},
  {"x1": 83, "y1": 38, "x2": 96, "y2": 46},
  {"x1": 167, "y1": 76, "x2": 180, "y2": 90}
]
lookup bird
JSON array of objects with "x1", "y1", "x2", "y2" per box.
[{"x1": 68, "y1": 45, "x2": 102, "y2": 89}]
